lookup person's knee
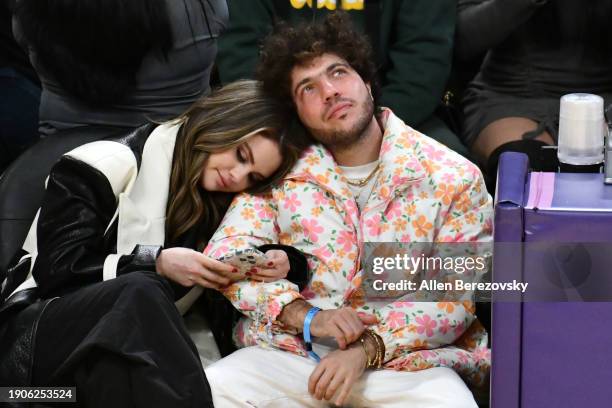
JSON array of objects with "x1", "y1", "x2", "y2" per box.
[{"x1": 115, "y1": 271, "x2": 174, "y2": 304}]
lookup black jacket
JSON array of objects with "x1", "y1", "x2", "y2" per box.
[{"x1": 0, "y1": 123, "x2": 307, "y2": 386}]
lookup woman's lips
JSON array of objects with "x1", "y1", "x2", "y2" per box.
[{"x1": 217, "y1": 170, "x2": 228, "y2": 188}]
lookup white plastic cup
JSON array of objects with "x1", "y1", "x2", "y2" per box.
[{"x1": 558, "y1": 93, "x2": 606, "y2": 165}]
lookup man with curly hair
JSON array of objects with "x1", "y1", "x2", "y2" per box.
[
  {"x1": 216, "y1": 0, "x2": 470, "y2": 159},
  {"x1": 204, "y1": 13, "x2": 491, "y2": 407}
]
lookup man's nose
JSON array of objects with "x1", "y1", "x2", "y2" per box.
[{"x1": 322, "y1": 79, "x2": 339, "y2": 101}]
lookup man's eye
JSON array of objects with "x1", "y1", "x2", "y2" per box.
[{"x1": 332, "y1": 69, "x2": 345, "y2": 77}]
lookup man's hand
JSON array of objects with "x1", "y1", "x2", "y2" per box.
[
  {"x1": 278, "y1": 301, "x2": 378, "y2": 349},
  {"x1": 156, "y1": 247, "x2": 237, "y2": 289},
  {"x1": 308, "y1": 345, "x2": 367, "y2": 406},
  {"x1": 250, "y1": 249, "x2": 290, "y2": 282},
  {"x1": 310, "y1": 307, "x2": 378, "y2": 349}
]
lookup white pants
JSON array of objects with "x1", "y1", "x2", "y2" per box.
[{"x1": 205, "y1": 347, "x2": 478, "y2": 408}]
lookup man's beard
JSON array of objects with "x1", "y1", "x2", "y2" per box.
[{"x1": 309, "y1": 97, "x2": 374, "y2": 150}]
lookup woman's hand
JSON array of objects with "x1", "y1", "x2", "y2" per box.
[
  {"x1": 308, "y1": 345, "x2": 367, "y2": 406},
  {"x1": 250, "y1": 249, "x2": 290, "y2": 282},
  {"x1": 156, "y1": 247, "x2": 237, "y2": 289}
]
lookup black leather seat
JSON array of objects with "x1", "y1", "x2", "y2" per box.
[{"x1": 0, "y1": 128, "x2": 124, "y2": 281}]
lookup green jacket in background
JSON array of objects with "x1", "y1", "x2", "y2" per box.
[{"x1": 217, "y1": 0, "x2": 456, "y2": 131}]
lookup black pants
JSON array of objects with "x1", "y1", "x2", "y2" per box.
[{"x1": 32, "y1": 271, "x2": 213, "y2": 408}]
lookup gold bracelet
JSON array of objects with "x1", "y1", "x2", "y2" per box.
[
  {"x1": 363, "y1": 329, "x2": 385, "y2": 369},
  {"x1": 359, "y1": 336, "x2": 372, "y2": 369}
]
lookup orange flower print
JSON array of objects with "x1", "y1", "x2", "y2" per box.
[
  {"x1": 455, "y1": 194, "x2": 472, "y2": 213},
  {"x1": 241, "y1": 207, "x2": 255, "y2": 220},
  {"x1": 419, "y1": 191, "x2": 429, "y2": 200},
  {"x1": 253, "y1": 220, "x2": 262, "y2": 229},
  {"x1": 465, "y1": 212, "x2": 477, "y2": 225},
  {"x1": 410, "y1": 339, "x2": 429, "y2": 350},
  {"x1": 311, "y1": 207, "x2": 322, "y2": 217},
  {"x1": 305, "y1": 154, "x2": 320, "y2": 166},
  {"x1": 393, "y1": 218, "x2": 408, "y2": 232},
  {"x1": 222, "y1": 226, "x2": 236, "y2": 235},
  {"x1": 406, "y1": 203, "x2": 416, "y2": 216},
  {"x1": 328, "y1": 259, "x2": 342, "y2": 273},
  {"x1": 451, "y1": 219, "x2": 463, "y2": 232},
  {"x1": 290, "y1": 222, "x2": 303, "y2": 233},
  {"x1": 422, "y1": 160, "x2": 441, "y2": 174},
  {"x1": 434, "y1": 183, "x2": 455, "y2": 206},
  {"x1": 412, "y1": 215, "x2": 433, "y2": 238},
  {"x1": 437, "y1": 302, "x2": 456, "y2": 314},
  {"x1": 279, "y1": 232, "x2": 293, "y2": 245},
  {"x1": 223, "y1": 284, "x2": 240, "y2": 302},
  {"x1": 315, "y1": 173, "x2": 329, "y2": 185}
]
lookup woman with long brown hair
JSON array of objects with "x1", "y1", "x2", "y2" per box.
[{"x1": 0, "y1": 80, "x2": 310, "y2": 407}]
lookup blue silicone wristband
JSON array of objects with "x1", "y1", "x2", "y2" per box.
[{"x1": 303, "y1": 307, "x2": 322, "y2": 362}]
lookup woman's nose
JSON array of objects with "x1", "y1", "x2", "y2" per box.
[{"x1": 229, "y1": 164, "x2": 250, "y2": 185}]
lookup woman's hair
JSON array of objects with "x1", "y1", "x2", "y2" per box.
[
  {"x1": 166, "y1": 80, "x2": 310, "y2": 244},
  {"x1": 15, "y1": 0, "x2": 173, "y2": 104}
]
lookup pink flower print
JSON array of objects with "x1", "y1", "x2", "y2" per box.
[
  {"x1": 336, "y1": 230, "x2": 354, "y2": 252},
  {"x1": 208, "y1": 244, "x2": 229, "y2": 258},
  {"x1": 381, "y1": 140, "x2": 392, "y2": 154},
  {"x1": 238, "y1": 300, "x2": 255, "y2": 312},
  {"x1": 418, "y1": 349, "x2": 436, "y2": 359},
  {"x1": 454, "y1": 321, "x2": 466, "y2": 337},
  {"x1": 442, "y1": 173, "x2": 455, "y2": 184},
  {"x1": 386, "y1": 311, "x2": 406, "y2": 329},
  {"x1": 385, "y1": 200, "x2": 403, "y2": 220},
  {"x1": 439, "y1": 318, "x2": 451, "y2": 335},
  {"x1": 301, "y1": 218, "x2": 324, "y2": 243},
  {"x1": 312, "y1": 245, "x2": 332, "y2": 261},
  {"x1": 473, "y1": 346, "x2": 490, "y2": 362},
  {"x1": 283, "y1": 193, "x2": 302, "y2": 212},
  {"x1": 254, "y1": 202, "x2": 275, "y2": 219},
  {"x1": 267, "y1": 302, "x2": 281, "y2": 318},
  {"x1": 313, "y1": 191, "x2": 328, "y2": 206},
  {"x1": 456, "y1": 351, "x2": 469, "y2": 365},
  {"x1": 365, "y1": 214, "x2": 382, "y2": 236},
  {"x1": 415, "y1": 314, "x2": 437, "y2": 337},
  {"x1": 423, "y1": 144, "x2": 445, "y2": 162},
  {"x1": 345, "y1": 200, "x2": 358, "y2": 218}
]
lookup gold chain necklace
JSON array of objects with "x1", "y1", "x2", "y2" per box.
[{"x1": 345, "y1": 163, "x2": 381, "y2": 187}]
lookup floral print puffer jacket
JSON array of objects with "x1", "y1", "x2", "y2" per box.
[{"x1": 205, "y1": 109, "x2": 493, "y2": 385}]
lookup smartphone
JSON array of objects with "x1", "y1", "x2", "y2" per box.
[{"x1": 218, "y1": 248, "x2": 268, "y2": 277}]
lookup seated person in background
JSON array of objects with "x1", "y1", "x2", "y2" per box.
[
  {"x1": 204, "y1": 14, "x2": 492, "y2": 407},
  {"x1": 13, "y1": 0, "x2": 227, "y2": 136},
  {"x1": 0, "y1": 0, "x2": 40, "y2": 173},
  {"x1": 0, "y1": 80, "x2": 309, "y2": 407},
  {"x1": 216, "y1": 0, "x2": 472, "y2": 158},
  {"x1": 456, "y1": 0, "x2": 612, "y2": 191}
]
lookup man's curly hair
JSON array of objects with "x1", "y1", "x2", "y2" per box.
[{"x1": 256, "y1": 12, "x2": 379, "y2": 107}]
